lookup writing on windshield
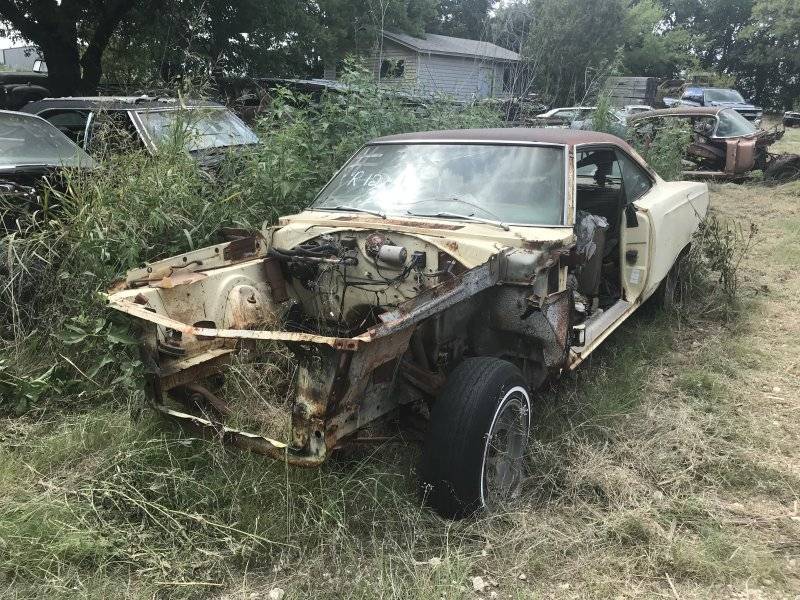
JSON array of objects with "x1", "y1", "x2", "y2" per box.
[{"x1": 314, "y1": 143, "x2": 566, "y2": 226}]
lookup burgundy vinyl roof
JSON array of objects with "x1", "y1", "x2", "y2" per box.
[
  {"x1": 373, "y1": 127, "x2": 643, "y2": 156},
  {"x1": 373, "y1": 127, "x2": 631, "y2": 149},
  {"x1": 371, "y1": 127, "x2": 656, "y2": 178}
]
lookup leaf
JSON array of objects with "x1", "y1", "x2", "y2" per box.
[
  {"x1": 58, "y1": 330, "x2": 88, "y2": 345},
  {"x1": 87, "y1": 357, "x2": 115, "y2": 379},
  {"x1": 106, "y1": 327, "x2": 137, "y2": 346}
]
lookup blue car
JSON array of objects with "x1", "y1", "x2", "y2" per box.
[{"x1": 676, "y1": 87, "x2": 762, "y2": 125}]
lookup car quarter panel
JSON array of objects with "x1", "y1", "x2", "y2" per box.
[{"x1": 635, "y1": 181, "x2": 709, "y2": 299}]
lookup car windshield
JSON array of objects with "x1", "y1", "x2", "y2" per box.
[
  {"x1": 313, "y1": 143, "x2": 566, "y2": 226},
  {"x1": 136, "y1": 108, "x2": 258, "y2": 152},
  {"x1": 0, "y1": 111, "x2": 94, "y2": 168},
  {"x1": 704, "y1": 89, "x2": 745, "y2": 103},
  {"x1": 714, "y1": 108, "x2": 757, "y2": 137}
]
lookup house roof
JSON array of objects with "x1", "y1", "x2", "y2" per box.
[{"x1": 381, "y1": 30, "x2": 520, "y2": 62}]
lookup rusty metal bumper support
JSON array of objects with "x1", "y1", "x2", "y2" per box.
[{"x1": 109, "y1": 254, "x2": 505, "y2": 466}]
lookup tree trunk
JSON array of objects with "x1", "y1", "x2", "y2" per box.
[
  {"x1": 39, "y1": 40, "x2": 83, "y2": 97},
  {"x1": 79, "y1": 44, "x2": 104, "y2": 94}
]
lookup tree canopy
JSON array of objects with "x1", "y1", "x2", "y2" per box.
[{"x1": 0, "y1": 0, "x2": 797, "y2": 108}]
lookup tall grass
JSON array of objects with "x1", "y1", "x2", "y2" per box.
[
  {"x1": 0, "y1": 74, "x2": 500, "y2": 414},
  {"x1": 1, "y1": 78, "x2": 792, "y2": 599}
]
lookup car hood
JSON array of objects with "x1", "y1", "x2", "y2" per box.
[
  {"x1": 268, "y1": 210, "x2": 575, "y2": 269},
  {"x1": 706, "y1": 101, "x2": 760, "y2": 110},
  {"x1": 189, "y1": 143, "x2": 257, "y2": 167}
]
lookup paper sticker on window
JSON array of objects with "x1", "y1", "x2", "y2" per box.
[{"x1": 629, "y1": 268, "x2": 641, "y2": 285}]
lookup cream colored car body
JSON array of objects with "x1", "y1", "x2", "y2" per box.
[{"x1": 106, "y1": 129, "x2": 709, "y2": 466}]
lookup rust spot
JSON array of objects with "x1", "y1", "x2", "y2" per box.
[
  {"x1": 522, "y1": 239, "x2": 544, "y2": 250},
  {"x1": 331, "y1": 215, "x2": 463, "y2": 230},
  {"x1": 223, "y1": 236, "x2": 258, "y2": 261}
]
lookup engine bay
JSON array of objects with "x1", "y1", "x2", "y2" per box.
[{"x1": 270, "y1": 230, "x2": 463, "y2": 336}]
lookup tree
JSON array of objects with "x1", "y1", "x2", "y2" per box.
[
  {"x1": 316, "y1": 0, "x2": 438, "y2": 63},
  {"x1": 619, "y1": 0, "x2": 692, "y2": 78},
  {"x1": 493, "y1": 0, "x2": 693, "y2": 105},
  {"x1": 102, "y1": 0, "x2": 319, "y2": 85},
  {"x1": 0, "y1": 0, "x2": 161, "y2": 95},
  {"x1": 431, "y1": 0, "x2": 495, "y2": 39},
  {"x1": 740, "y1": 0, "x2": 800, "y2": 109}
]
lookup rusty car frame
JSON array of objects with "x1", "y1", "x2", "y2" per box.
[
  {"x1": 107, "y1": 128, "x2": 709, "y2": 518},
  {"x1": 629, "y1": 106, "x2": 800, "y2": 182}
]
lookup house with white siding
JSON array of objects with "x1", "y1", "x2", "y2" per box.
[
  {"x1": 1, "y1": 46, "x2": 45, "y2": 72},
  {"x1": 324, "y1": 30, "x2": 521, "y2": 102}
]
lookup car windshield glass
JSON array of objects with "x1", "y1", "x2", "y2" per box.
[
  {"x1": 136, "y1": 108, "x2": 258, "y2": 152},
  {"x1": 313, "y1": 143, "x2": 566, "y2": 226},
  {"x1": 0, "y1": 112, "x2": 94, "y2": 168},
  {"x1": 704, "y1": 89, "x2": 745, "y2": 103},
  {"x1": 715, "y1": 108, "x2": 757, "y2": 137}
]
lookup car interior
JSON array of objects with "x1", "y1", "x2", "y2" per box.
[
  {"x1": 39, "y1": 109, "x2": 140, "y2": 153},
  {"x1": 573, "y1": 147, "x2": 652, "y2": 313}
]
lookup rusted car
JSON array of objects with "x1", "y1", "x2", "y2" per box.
[
  {"x1": 106, "y1": 129, "x2": 708, "y2": 518},
  {"x1": 629, "y1": 106, "x2": 800, "y2": 182}
]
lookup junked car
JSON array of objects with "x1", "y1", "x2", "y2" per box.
[
  {"x1": 784, "y1": 111, "x2": 800, "y2": 128},
  {"x1": 20, "y1": 97, "x2": 259, "y2": 167},
  {"x1": 0, "y1": 110, "x2": 94, "y2": 233},
  {"x1": 570, "y1": 108, "x2": 627, "y2": 137},
  {"x1": 105, "y1": 128, "x2": 709, "y2": 518},
  {"x1": 669, "y1": 86, "x2": 763, "y2": 125},
  {"x1": 534, "y1": 106, "x2": 595, "y2": 127},
  {"x1": 629, "y1": 106, "x2": 800, "y2": 182}
]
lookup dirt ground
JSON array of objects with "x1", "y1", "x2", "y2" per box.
[{"x1": 1, "y1": 129, "x2": 799, "y2": 600}]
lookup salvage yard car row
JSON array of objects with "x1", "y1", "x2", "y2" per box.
[{"x1": 0, "y1": 89, "x2": 793, "y2": 519}]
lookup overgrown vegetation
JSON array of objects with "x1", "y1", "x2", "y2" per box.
[
  {"x1": 628, "y1": 119, "x2": 692, "y2": 182},
  {"x1": 0, "y1": 75, "x2": 499, "y2": 414},
  {"x1": 1, "y1": 85, "x2": 798, "y2": 599},
  {"x1": 679, "y1": 214, "x2": 758, "y2": 319}
]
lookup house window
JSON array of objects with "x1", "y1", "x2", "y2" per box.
[{"x1": 380, "y1": 59, "x2": 405, "y2": 79}]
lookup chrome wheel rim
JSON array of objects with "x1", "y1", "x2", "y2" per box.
[{"x1": 480, "y1": 386, "x2": 530, "y2": 509}]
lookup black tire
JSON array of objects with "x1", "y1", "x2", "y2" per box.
[
  {"x1": 650, "y1": 250, "x2": 687, "y2": 310},
  {"x1": 419, "y1": 357, "x2": 531, "y2": 519}
]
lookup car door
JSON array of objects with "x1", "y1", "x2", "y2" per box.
[
  {"x1": 615, "y1": 150, "x2": 654, "y2": 302},
  {"x1": 617, "y1": 150, "x2": 709, "y2": 300}
]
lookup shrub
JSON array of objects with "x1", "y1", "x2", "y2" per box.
[
  {"x1": 677, "y1": 213, "x2": 758, "y2": 319},
  {"x1": 628, "y1": 119, "x2": 691, "y2": 181},
  {"x1": 0, "y1": 74, "x2": 501, "y2": 413}
]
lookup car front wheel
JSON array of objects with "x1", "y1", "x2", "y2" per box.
[{"x1": 419, "y1": 357, "x2": 531, "y2": 518}]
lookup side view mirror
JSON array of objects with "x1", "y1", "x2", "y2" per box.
[
  {"x1": 32, "y1": 59, "x2": 48, "y2": 73},
  {"x1": 625, "y1": 203, "x2": 639, "y2": 228}
]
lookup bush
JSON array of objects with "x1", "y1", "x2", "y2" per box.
[
  {"x1": 676, "y1": 213, "x2": 758, "y2": 319},
  {"x1": 0, "y1": 74, "x2": 501, "y2": 413},
  {"x1": 628, "y1": 119, "x2": 691, "y2": 181}
]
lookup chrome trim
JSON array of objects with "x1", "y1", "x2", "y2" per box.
[{"x1": 370, "y1": 139, "x2": 567, "y2": 147}]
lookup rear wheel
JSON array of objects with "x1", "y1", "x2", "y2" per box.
[{"x1": 419, "y1": 357, "x2": 531, "y2": 518}]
